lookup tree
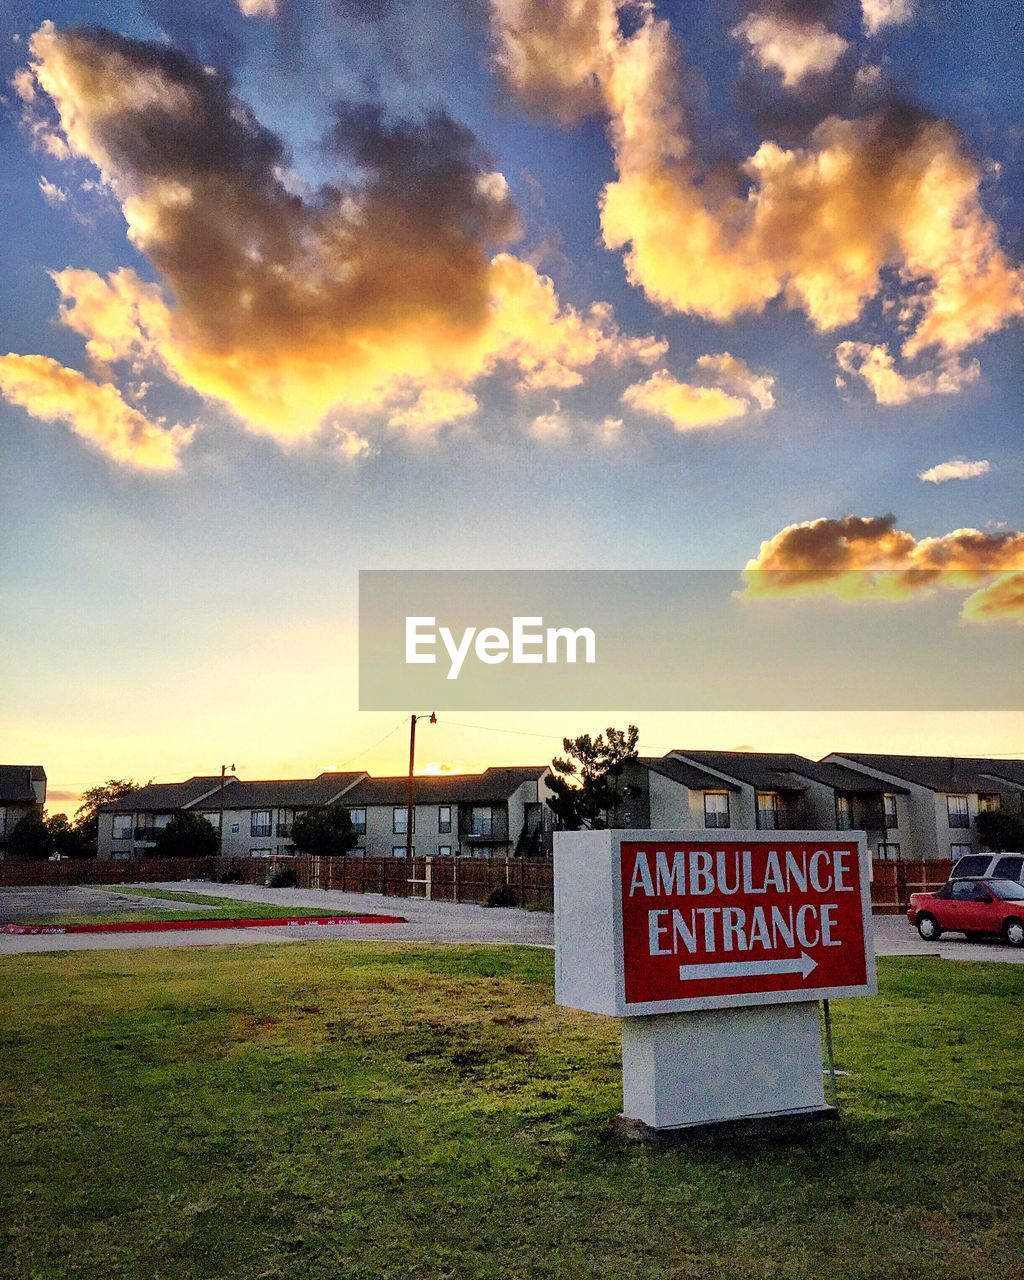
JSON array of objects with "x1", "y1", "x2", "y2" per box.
[
  {"x1": 8, "y1": 811, "x2": 53, "y2": 860},
  {"x1": 546, "y1": 725, "x2": 640, "y2": 831},
  {"x1": 291, "y1": 804, "x2": 358, "y2": 858},
  {"x1": 47, "y1": 814, "x2": 86, "y2": 860},
  {"x1": 152, "y1": 811, "x2": 219, "y2": 859},
  {"x1": 74, "y1": 779, "x2": 138, "y2": 849},
  {"x1": 976, "y1": 810, "x2": 1024, "y2": 853}
]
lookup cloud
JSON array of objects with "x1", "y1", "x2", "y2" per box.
[
  {"x1": 732, "y1": 13, "x2": 848, "y2": 89},
  {"x1": 622, "y1": 353, "x2": 775, "y2": 431},
  {"x1": 37, "y1": 176, "x2": 67, "y2": 204},
  {"x1": 694, "y1": 352, "x2": 776, "y2": 411},
  {"x1": 387, "y1": 385, "x2": 479, "y2": 433},
  {"x1": 960, "y1": 572, "x2": 1024, "y2": 626},
  {"x1": 861, "y1": 0, "x2": 915, "y2": 37},
  {"x1": 741, "y1": 513, "x2": 1024, "y2": 622},
  {"x1": 489, "y1": 1, "x2": 1024, "y2": 404},
  {"x1": 489, "y1": 0, "x2": 619, "y2": 126},
  {"x1": 918, "y1": 458, "x2": 992, "y2": 485},
  {"x1": 0, "y1": 353, "x2": 192, "y2": 469},
  {"x1": 236, "y1": 0, "x2": 278, "y2": 15},
  {"x1": 22, "y1": 22, "x2": 663, "y2": 451},
  {"x1": 528, "y1": 404, "x2": 571, "y2": 441},
  {"x1": 835, "y1": 341, "x2": 980, "y2": 405}
]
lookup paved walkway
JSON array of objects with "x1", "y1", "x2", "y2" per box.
[
  {"x1": 0, "y1": 881, "x2": 555, "y2": 955},
  {"x1": 2, "y1": 882, "x2": 1023, "y2": 963}
]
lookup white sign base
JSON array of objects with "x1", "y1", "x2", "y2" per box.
[{"x1": 620, "y1": 1000, "x2": 829, "y2": 1130}]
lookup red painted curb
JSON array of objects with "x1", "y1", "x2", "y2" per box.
[{"x1": 2, "y1": 914, "x2": 406, "y2": 936}]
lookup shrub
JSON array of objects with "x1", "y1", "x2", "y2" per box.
[
  {"x1": 267, "y1": 865, "x2": 298, "y2": 888},
  {"x1": 485, "y1": 883, "x2": 518, "y2": 909},
  {"x1": 216, "y1": 863, "x2": 244, "y2": 884}
]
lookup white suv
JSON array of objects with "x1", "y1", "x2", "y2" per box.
[{"x1": 951, "y1": 852, "x2": 1024, "y2": 883}]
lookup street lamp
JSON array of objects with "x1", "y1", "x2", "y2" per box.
[
  {"x1": 405, "y1": 714, "x2": 436, "y2": 860},
  {"x1": 219, "y1": 763, "x2": 235, "y2": 854}
]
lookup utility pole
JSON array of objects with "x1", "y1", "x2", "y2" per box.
[
  {"x1": 219, "y1": 762, "x2": 235, "y2": 854},
  {"x1": 405, "y1": 714, "x2": 436, "y2": 859}
]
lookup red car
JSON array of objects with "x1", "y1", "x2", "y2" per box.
[{"x1": 908, "y1": 878, "x2": 1024, "y2": 946}]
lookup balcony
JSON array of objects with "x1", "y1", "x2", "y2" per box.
[
  {"x1": 251, "y1": 825, "x2": 272, "y2": 839},
  {"x1": 133, "y1": 827, "x2": 157, "y2": 842},
  {"x1": 276, "y1": 823, "x2": 292, "y2": 838}
]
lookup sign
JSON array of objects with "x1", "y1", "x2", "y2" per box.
[
  {"x1": 554, "y1": 829, "x2": 876, "y2": 1017},
  {"x1": 620, "y1": 838, "x2": 873, "y2": 1010}
]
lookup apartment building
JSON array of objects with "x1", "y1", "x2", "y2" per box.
[
  {"x1": 608, "y1": 751, "x2": 909, "y2": 856},
  {"x1": 824, "y1": 753, "x2": 1024, "y2": 862},
  {"x1": 95, "y1": 751, "x2": 1022, "y2": 864},
  {"x1": 97, "y1": 766, "x2": 549, "y2": 860},
  {"x1": 0, "y1": 764, "x2": 47, "y2": 849}
]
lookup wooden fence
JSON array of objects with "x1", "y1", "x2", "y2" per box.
[
  {"x1": 869, "y1": 858, "x2": 954, "y2": 914},
  {"x1": 0, "y1": 852, "x2": 954, "y2": 913}
]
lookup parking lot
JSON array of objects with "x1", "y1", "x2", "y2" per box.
[{"x1": 2, "y1": 881, "x2": 1023, "y2": 961}]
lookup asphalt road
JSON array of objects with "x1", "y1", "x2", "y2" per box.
[{"x1": 2, "y1": 882, "x2": 1023, "y2": 963}]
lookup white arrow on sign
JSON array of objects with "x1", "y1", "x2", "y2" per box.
[{"x1": 678, "y1": 952, "x2": 818, "y2": 982}]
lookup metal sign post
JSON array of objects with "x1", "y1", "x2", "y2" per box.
[{"x1": 554, "y1": 829, "x2": 876, "y2": 1134}]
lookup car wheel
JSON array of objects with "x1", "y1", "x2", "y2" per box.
[
  {"x1": 1003, "y1": 918, "x2": 1024, "y2": 948},
  {"x1": 916, "y1": 913, "x2": 942, "y2": 941}
]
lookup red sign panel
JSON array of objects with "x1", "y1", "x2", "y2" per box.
[{"x1": 620, "y1": 839, "x2": 871, "y2": 1007}]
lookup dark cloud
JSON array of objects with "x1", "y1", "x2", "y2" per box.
[{"x1": 39, "y1": 27, "x2": 517, "y2": 354}]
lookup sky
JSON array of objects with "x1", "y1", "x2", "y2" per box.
[{"x1": 0, "y1": 0, "x2": 1022, "y2": 815}]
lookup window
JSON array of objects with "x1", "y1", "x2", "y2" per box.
[
  {"x1": 946, "y1": 795, "x2": 970, "y2": 829},
  {"x1": 951, "y1": 854, "x2": 988, "y2": 877},
  {"x1": 438, "y1": 845, "x2": 452, "y2": 857},
  {"x1": 111, "y1": 850, "x2": 131, "y2": 861},
  {"x1": 392, "y1": 845, "x2": 408, "y2": 858},
  {"x1": 251, "y1": 810, "x2": 272, "y2": 838},
  {"x1": 154, "y1": 813, "x2": 171, "y2": 830},
  {"x1": 348, "y1": 808, "x2": 366, "y2": 834},
  {"x1": 438, "y1": 805, "x2": 452, "y2": 834},
  {"x1": 704, "y1": 792, "x2": 730, "y2": 829},
  {"x1": 979, "y1": 794, "x2": 1001, "y2": 813},
  {"x1": 471, "y1": 806, "x2": 495, "y2": 836},
  {"x1": 112, "y1": 815, "x2": 132, "y2": 840},
  {"x1": 250, "y1": 848, "x2": 273, "y2": 858},
  {"x1": 951, "y1": 880, "x2": 990, "y2": 902},
  {"x1": 877, "y1": 842, "x2": 901, "y2": 860},
  {"x1": 883, "y1": 794, "x2": 898, "y2": 828},
  {"x1": 393, "y1": 807, "x2": 414, "y2": 834},
  {"x1": 755, "y1": 792, "x2": 779, "y2": 830},
  {"x1": 950, "y1": 843, "x2": 973, "y2": 859},
  {"x1": 993, "y1": 855, "x2": 1024, "y2": 882},
  {"x1": 205, "y1": 813, "x2": 220, "y2": 828},
  {"x1": 835, "y1": 795, "x2": 853, "y2": 830},
  {"x1": 351, "y1": 847, "x2": 365, "y2": 857}
]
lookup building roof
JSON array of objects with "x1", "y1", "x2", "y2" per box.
[
  {"x1": 189, "y1": 773, "x2": 366, "y2": 811},
  {"x1": 636, "y1": 756, "x2": 740, "y2": 792},
  {"x1": 342, "y1": 766, "x2": 547, "y2": 807},
  {"x1": 0, "y1": 765, "x2": 46, "y2": 804},
  {"x1": 102, "y1": 766, "x2": 544, "y2": 814},
  {"x1": 831, "y1": 753, "x2": 1024, "y2": 794},
  {"x1": 102, "y1": 776, "x2": 237, "y2": 813},
  {"x1": 667, "y1": 750, "x2": 908, "y2": 795}
]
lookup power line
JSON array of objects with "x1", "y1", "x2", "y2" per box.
[
  {"x1": 434, "y1": 717, "x2": 676, "y2": 755},
  {"x1": 329, "y1": 716, "x2": 410, "y2": 771}
]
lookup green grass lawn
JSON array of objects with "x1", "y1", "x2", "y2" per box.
[
  {"x1": 21, "y1": 887, "x2": 364, "y2": 927},
  {"x1": 1, "y1": 946, "x2": 1022, "y2": 1280}
]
